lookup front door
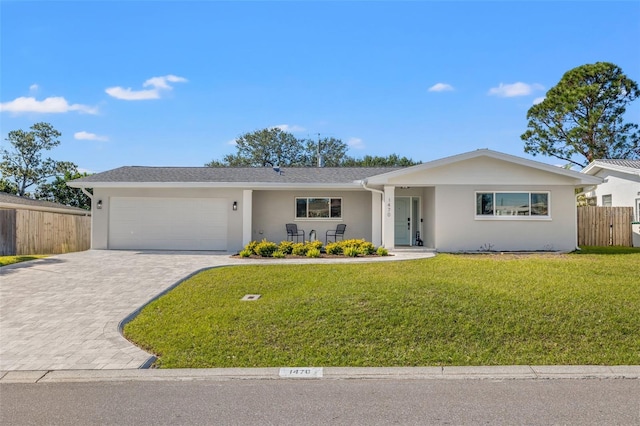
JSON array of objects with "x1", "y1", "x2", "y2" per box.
[{"x1": 394, "y1": 197, "x2": 411, "y2": 245}]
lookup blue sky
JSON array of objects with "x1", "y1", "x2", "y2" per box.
[{"x1": 1, "y1": 1, "x2": 639, "y2": 173}]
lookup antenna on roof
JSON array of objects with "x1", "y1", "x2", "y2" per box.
[{"x1": 317, "y1": 133, "x2": 323, "y2": 168}]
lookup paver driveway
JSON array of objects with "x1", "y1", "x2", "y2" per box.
[{"x1": 1, "y1": 249, "x2": 433, "y2": 371}]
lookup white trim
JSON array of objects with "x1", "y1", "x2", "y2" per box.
[{"x1": 582, "y1": 161, "x2": 640, "y2": 176}]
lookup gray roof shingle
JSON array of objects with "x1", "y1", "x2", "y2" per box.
[
  {"x1": 593, "y1": 159, "x2": 640, "y2": 169},
  {"x1": 71, "y1": 166, "x2": 403, "y2": 185}
]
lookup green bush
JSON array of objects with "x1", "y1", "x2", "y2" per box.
[
  {"x1": 291, "y1": 243, "x2": 308, "y2": 256},
  {"x1": 306, "y1": 248, "x2": 321, "y2": 258},
  {"x1": 254, "y1": 239, "x2": 278, "y2": 257},
  {"x1": 239, "y1": 249, "x2": 252, "y2": 258},
  {"x1": 272, "y1": 250, "x2": 286, "y2": 258},
  {"x1": 376, "y1": 247, "x2": 389, "y2": 256},
  {"x1": 325, "y1": 242, "x2": 342, "y2": 255},
  {"x1": 343, "y1": 246, "x2": 360, "y2": 257},
  {"x1": 278, "y1": 240, "x2": 295, "y2": 255},
  {"x1": 307, "y1": 240, "x2": 323, "y2": 251},
  {"x1": 244, "y1": 240, "x2": 259, "y2": 255}
]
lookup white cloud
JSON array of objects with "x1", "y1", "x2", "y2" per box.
[
  {"x1": 29, "y1": 84, "x2": 39, "y2": 94},
  {"x1": 272, "y1": 124, "x2": 306, "y2": 132},
  {"x1": 488, "y1": 82, "x2": 544, "y2": 97},
  {"x1": 348, "y1": 137, "x2": 365, "y2": 149},
  {"x1": 533, "y1": 96, "x2": 545, "y2": 105},
  {"x1": 428, "y1": 83, "x2": 454, "y2": 92},
  {"x1": 106, "y1": 74, "x2": 188, "y2": 100},
  {"x1": 226, "y1": 139, "x2": 237, "y2": 146},
  {"x1": 74, "y1": 131, "x2": 108, "y2": 141},
  {"x1": 0, "y1": 96, "x2": 98, "y2": 114}
]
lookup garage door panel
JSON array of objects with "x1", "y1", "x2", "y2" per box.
[{"x1": 109, "y1": 197, "x2": 227, "y2": 250}]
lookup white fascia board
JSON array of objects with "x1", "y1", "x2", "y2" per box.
[
  {"x1": 66, "y1": 181, "x2": 363, "y2": 190},
  {"x1": 582, "y1": 162, "x2": 640, "y2": 176},
  {"x1": 365, "y1": 149, "x2": 603, "y2": 185}
]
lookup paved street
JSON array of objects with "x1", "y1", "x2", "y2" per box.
[
  {"x1": 2, "y1": 377, "x2": 639, "y2": 425},
  {"x1": 0, "y1": 249, "x2": 433, "y2": 371}
]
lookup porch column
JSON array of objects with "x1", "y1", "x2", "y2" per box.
[
  {"x1": 242, "y1": 189, "x2": 253, "y2": 247},
  {"x1": 383, "y1": 185, "x2": 395, "y2": 249},
  {"x1": 371, "y1": 191, "x2": 382, "y2": 247}
]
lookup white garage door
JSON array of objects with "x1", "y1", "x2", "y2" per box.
[{"x1": 109, "y1": 197, "x2": 227, "y2": 250}]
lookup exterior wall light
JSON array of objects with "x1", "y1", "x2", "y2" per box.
[
  {"x1": 232, "y1": 201, "x2": 238, "y2": 211},
  {"x1": 97, "y1": 200, "x2": 103, "y2": 209}
]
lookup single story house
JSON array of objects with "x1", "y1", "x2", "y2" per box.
[
  {"x1": 67, "y1": 149, "x2": 601, "y2": 253},
  {"x1": 581, "y1": 159, "x2": 640, "y2": 222}
]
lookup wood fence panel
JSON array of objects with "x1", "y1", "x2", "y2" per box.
[
  {"x1": 0, "y1": 209, "x2": 17, "y2": 255},
  {"x1": 14, "y1": 209, "x2": 91, "y2": 255},
  {"x1": 577, "y1": 206, "x2": 633, "y2": 247}
]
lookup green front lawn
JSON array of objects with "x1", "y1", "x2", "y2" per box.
[
  {"x1": 0, "y1": 255, "x2": 48, "y2": 267},
  {"x1": 124, "y1": 249, "x2": 640, "y2": 368}
]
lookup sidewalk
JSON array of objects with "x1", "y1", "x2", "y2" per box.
[{"x1": 2, "y1": 365, "x2": 638, "y2": 384}]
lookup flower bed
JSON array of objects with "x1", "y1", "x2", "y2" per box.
[{"x1": 237, "y1": 239, "x2": 389, "y2": 258}]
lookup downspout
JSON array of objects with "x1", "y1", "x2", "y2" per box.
[
  {"x1": 360, "y1": 179, "x2": 385, "y2": 246},
  {"x1": 574, "y1": 185, "x2": 597, "y2": 251}
]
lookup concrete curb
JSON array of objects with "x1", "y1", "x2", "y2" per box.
[{"x1": 1, "y1": 366, "x2": 638, "y2": 384}]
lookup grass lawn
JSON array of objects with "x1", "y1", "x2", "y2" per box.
[
  {"x1": 124, "y1": 247, "x2": 640, "y2": 368},
  {"x1": 0, "y1": 255, "x2": 48, "y2": 267}
]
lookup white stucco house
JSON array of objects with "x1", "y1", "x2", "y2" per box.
[
  {"x1": 581, "y1": 159, "x2": 640, "y2": 221},
  {"x1": 67, "y1": 149, "x2": 601, "y2": 253}
]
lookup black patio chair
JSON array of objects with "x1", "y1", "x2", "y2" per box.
[
  {"x1": 286, "y1": 223, "x2": 305, "y2": 243},
  {"x1": 326, "y1": 224, "x2": 346, "y2": 244}
]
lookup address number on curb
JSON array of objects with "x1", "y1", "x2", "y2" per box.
[{"x1": 279, "y1": 367, "x2": 323, "y2": 378}]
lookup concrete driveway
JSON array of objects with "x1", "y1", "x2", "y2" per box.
[{"x1": 0, "y1": 249, "x2": 433, "y2": 371}]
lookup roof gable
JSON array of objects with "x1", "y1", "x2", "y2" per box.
[{"x1": 365, "y1": 149, "x2": 602, "y2": 186}]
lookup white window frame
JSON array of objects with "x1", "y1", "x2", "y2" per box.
[
  {"x1": 475, "y1": 191, "x2": 551, "y2": 220},
  {"x1": 602, "y1": 194, "x2": 612, "y2": 207},
  {"x1": 295, "y1": 197, "x2": 343, "y2": 220}
]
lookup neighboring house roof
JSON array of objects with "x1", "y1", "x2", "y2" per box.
[
  {"x1": 0, "y1": 193, "x2": 90, "y2": 215},
  {"x1": 68, "y1": 166, "x2": 402, "y2": 188},
  {"x1": 582, "y1": 159, "x2": 640, "y2": 176}
]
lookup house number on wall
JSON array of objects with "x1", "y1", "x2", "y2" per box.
[
  {"x1": 387, "y1": 198, "x2": 392, "y2": 217},
  {"x1": 279, "y1": 367, "x2": 323, "y2": 378}
]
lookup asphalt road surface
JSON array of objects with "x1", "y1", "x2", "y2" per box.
[{"x1": 2, "y1": 378, "x2": 639, "y2": 425}]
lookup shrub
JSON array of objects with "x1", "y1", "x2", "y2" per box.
[
  {"x1": 245, "y1": 240, "x2": 259, "y2": 255},
  {"x1": 272, "y1": 250, "x2": 286, "y2": 258},
  {"x1": 278, "y1": 240, "x2": 295, "y2": 255},
  {"x1": 291, "y1": 243, "x2": 308, "y2": 256},
  {"x1": 307, "y1": 240, "x2": 323, "y2": 251},
  {"x1": 239, "y1": 249, "x2": 252, "y2": 258},
  {"x1": 306, "y1": 248, "x2": 321, "y2": 258},
  {"x1": 358, "y1": 241, "x2": 376, "y2": 255},
  {"x1": 343, "y1": 246, "x2": 360, "y2": 257},
  {"x1": 254, "y1": 239, "x2": 278, "y2": 257},
  {"x1": 325, "y1": 242, "x2": 342, "y2": 255},
  {"x1": 376, "y1": 247, "x2": 389, "y2": 256}
]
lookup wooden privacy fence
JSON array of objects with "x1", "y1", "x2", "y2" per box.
[
  {"x1": 0, "y1": 209, "x2": 91, "y2": 255},
  {"x1": 577, "y1": 206, "x2": 634, "y2": 247}
]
